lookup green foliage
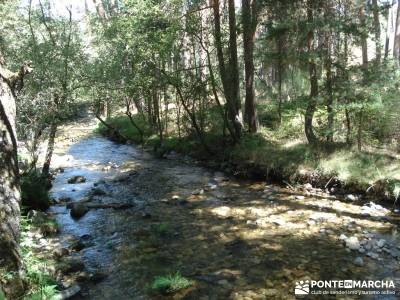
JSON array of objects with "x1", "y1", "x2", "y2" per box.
[
  {"x1": 151, "y1": 223, "x2": 172, "y2": 237},
  {"x1": 21, "y1": 170, "x2": 51, "y2": 211},
  {"x1": 96, "y1": 114, "x2": 151, "y2": 143},
  {"x1": 20, "y1": 217, "x2": 59, "y2": 300},
  {"x1": 151, "y1": 272, "x2": 193, "y2": 294}
]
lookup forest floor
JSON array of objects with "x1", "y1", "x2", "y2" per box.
[{"x1": 27, "y1": 116, "x2": 400, "y2": 299}]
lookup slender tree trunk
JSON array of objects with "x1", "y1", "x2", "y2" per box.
[
  {"x1": 305, "y1": 0, "x2": 318, "y2": 144},
  {"x1": 394, "y1": 0, "x2": 400, "y2": 62},
  {"x1": 125, "y1": 97, "x2": 144, "y2": 143},
  {"x1": 385, "y1": 1, "x2": 395, "y2": 59},
  {"x1": 360, "y1": 3, "x2": 369, "y2": 68},
  {"x1": 0, "y1": 57, "x2": 29, "y2": 299},
  {"x1": 276, "y1": 35, "x2": 284, "y2": 125},
  {"x1": 146, "y1": 93, "x2": 153, "y2": 127},
  {"x1": 152, "y1": 65, "x2": 163, "y2": 143},
  {"x1": 42, "y1": 122, "x2": 57, "y2": 177},
  {"x1": 372, "y1": 0, "x2": 381, "y2": 64},
  {"x1": 242, "y1": 0, "x2": 258, "y2": 133},
  {"x1": 228, "y1": 0, "x2": 242, "y2": 137},
  {"x1": 357, "y1": 111, "x2": 363, "y2": 151},
  {"x1": 325, "y1": 54, "x2": 334, "y2": 143},
  {"x1": 211, "y1": 0, "x2": 241, "y2": 141},
  {"x1": 345, "y1": 108, "x2": 351, "y2": 144},
  {"x1": 96, "y1": 114, "x2": 128, "y2": 143},
  {"x1": 324, "y1": 4, "x2": 334, "y2": 143},
  {"x1": 358, "y1": 2, "x2": 369, "y2": 151},
  {"x1": 92, "y1": 0, "x2": 107, "y2": 21}
]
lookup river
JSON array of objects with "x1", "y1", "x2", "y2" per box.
[{"x1": 47, "y1": 118, "x2": 400, "y2": 299}]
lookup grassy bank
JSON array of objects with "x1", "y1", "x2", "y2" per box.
[
  {"x1": 97, "y1": 115, "x2": 400, "y2": 202},
  {"x1": 0, "y1": 215, "x2": 60, "y2": 300}
]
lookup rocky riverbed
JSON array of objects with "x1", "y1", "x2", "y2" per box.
[{"x1": 32, "y1": 118, "x2": 400, "y2": 299}]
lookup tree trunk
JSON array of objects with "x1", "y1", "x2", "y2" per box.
[
  {"x1": 0, "y1": 57, "x2": 25, "y2": 299},
  {"x1": 324, "y1": 4, "x2": 334, "y2": 143},
  {"x1": 152, "y1": 66, "x2": 163, "y2": 144},
  {"x1": 42, "y1": 122, "x2": 57, "y2": 177},
  {"x1": 359, "y1": 3, "x2": 369, "y2": 68},
  {"x1": 211, "y1": 0, "x2": 241, "y2": 142},
  {"x1": 357, "y1": 111, "x2": 363, "y2": 151},
  {"x1": 242, "y1": 0, "x2": 258, "y2": 133},
  {"x1": 276, "y1": 35, "x2": 284, "y2": 125},
  {"x1": 227, "y1": 0, "x2": 242, "y2": 138},
  {"x1": 125, "y1": 97, "x2": 144, "y2": 143},
  {"x1": 385, "y1": 0, "x2": 396, "y2": 59},
  {"x1": 372, "y1": 0, "x2": 381, "y2": 64},
  {"x1": 345, "y1": 108, "x2": 351, "y2": 144},
  {"x1": 305, "y1": 0, "x2": 318, "y2": 144},
  {"x1": 394, "y1": 0, "x2": 400, "y2": 62},
  {"x1": 358, "y1": 2, "x2": 369, "y2": 151},
  {"x1": 92, "y1": 0, "x2": 107, "y2": 21},
  {"x1": 325, "y1": 53, "x2": 334, "y2": 143}
]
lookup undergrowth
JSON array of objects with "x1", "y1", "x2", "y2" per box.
[
  {"x1": 151, "y1": 272, "x2": 193, "y2": 294},
  {"x1": 20, "y1": 216, "x2": 60, "y2": 300},
  {"x1": 97, "y1": 114, "x2": 400, "y2": 200}
]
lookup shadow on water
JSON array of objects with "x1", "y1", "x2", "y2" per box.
[{"x1": 49, "y1": 135, "x2": 400, "y2": 300}]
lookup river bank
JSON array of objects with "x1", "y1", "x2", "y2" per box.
[{"x1": 98, "y1": 115, "x2": 400, "y2": 206}]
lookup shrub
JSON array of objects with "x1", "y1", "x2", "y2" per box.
[
  {"x1": 151, "y1": 272, "x2": 193, "y2": 294},
  {"x1": 21, "y1": 170, "x2": 51, "y2": 211}
]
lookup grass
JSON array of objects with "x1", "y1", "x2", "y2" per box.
[
  {"x1": 98, "y1": 113, "x2": 400, "y2": 200},
  {"x1": 95, "y1": 114, "x2": 152, "y2": 144},
  {"x1": 151, "y1": 223, "x2": 172, "y2": 237},
  {"x1": 151, "y1": 272, "x2": 193, "y2": 294},
  {"x1": 19, "y1": 216, "x2": 60, "y2": 300}
]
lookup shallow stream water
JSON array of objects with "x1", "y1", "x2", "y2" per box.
[{"x1": 48, "y1": 120, "x2": 400, "y2": 299}]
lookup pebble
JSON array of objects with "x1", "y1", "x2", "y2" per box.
[
  {"x1": 366, "y1": 252, "x2": 379, "y2": 259},
  {"x1": 307, "y1": 220, "x2": 316, "y2": 226},
  {"x1": 67, "y1": 175, "x2": 86, "y2": 184},
  {"x1": 376, "y1": 239, "x2": 386, "y2": 248},
  {"x1": 345, "y1": 236, "x2": 360, "y2": 251},
  {"x1": 345, "y1": 194, "x2": 358, "y2": 202},
  {"x1": 303, "y1": 183, "x2": 313, "y2": 190},
  {"x1": 353, "y1": 257, "x2": 364, "y2": 266},
  {"x1": 208, "y1": 184, "x2": 218, "y2": 190},
  {"x1": 272, "y1": 219, "x2": 285, "y2": 226},
  {"x1": 192, "y1": 189, "x2": 204, "y2": 195}
]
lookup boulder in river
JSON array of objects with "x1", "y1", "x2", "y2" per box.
[
  {"x1": 91, "y1": 187, "x2": 107, "y2": 196},
  {"x1": 70, "y1": 203, "x2": 89, "y2": 219},
  {"x1": 53, "y1": 285, "x2": 81, "y2": 300},
  {"x1": 67, "y1": 176, "x2": 86, "y2": 184},
  {"x1": 353, "y1": 257, "x2": 364, "y2": 266},
  {"x1": 345, "y1": 194, "x2": 358, "y2": 202},
  {"x1": 89, "y1": 271, "x2": 108, "y2": 283},
  {"x1": 70, "y1": 239, "x2": 86, "y2": 251},
  {"x1": 57, "y1": 257, "x2": 85, "y2": 274},
  {"x1": 53, "y1": 247, "x2": 70, "y2": 259},
  {"x1": 345, "y1": 236, "x2": 360, "y2": 251}
]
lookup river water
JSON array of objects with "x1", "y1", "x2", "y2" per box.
[{"x1": 48, "y1": 120, "x2": 400, "y2": 299}]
